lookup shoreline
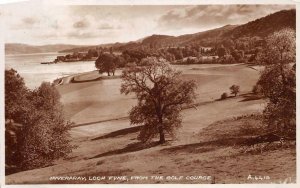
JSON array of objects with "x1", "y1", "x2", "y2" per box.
[{"x1": 54, "y1": 70, "x2": 121, "y2": 86}]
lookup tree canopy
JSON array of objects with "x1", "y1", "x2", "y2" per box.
[
  {"x1": 257, "y1": 28, "x2": 296, "y2": 138},
  {"x1": 5, "y1": 69, "x2": 29, "y2": 122},
  {"x1": 217, "y1": 45, "x2": 226, "y2": 57},
  {"x1": 120, "y1": 57, "x2": 197, "y2": 143},
  {"x1": 95, "y1": 53, "x2": 116, "y2": 76},
  {"x1": 229, "y1": 85, "x2": 240, "y2": 97},
  {"x1": 5, "y1": 69, "x2": 73, "y2": 173}
]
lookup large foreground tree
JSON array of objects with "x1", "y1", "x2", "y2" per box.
[
  {"x1": 5, "y1": 69, "x2": 73, "y2": 173},
  {"x1": 121, "y1": 57, "x2": 196, "y2": 144},
  {"x1": 257, "y1": 28, "x2": 296, "y2": 138}
]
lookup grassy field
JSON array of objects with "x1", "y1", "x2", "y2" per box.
[
  {"x1": 5, "y1": 63, "x2": 296, "y2": 184},
  {"x1": 57, "y1": 64, "x2": 259, "y2": 125}
]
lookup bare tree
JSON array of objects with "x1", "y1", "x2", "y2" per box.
[{"x1": 121, "y1": 57, "x2": 196, "y2": 144}]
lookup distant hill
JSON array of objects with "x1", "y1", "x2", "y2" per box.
[
  {"x1": 5, "y1": 43, "x2": 87, "y2": 55},
  {"x1": 132, "y1": 9, "x2": 295, "y2": 48},
  {"x1": 161, "y1": 24, "x2": 238, "y2": 47},
  {"x1": 53, "y1": 25, "x2": 240, "y2": 53},
  {"x1": 225, "y1": 9, "x2": 296, "y2": 38},
  {"x1": 58, "y1": 42, "x2": 127, "y2": 53}
]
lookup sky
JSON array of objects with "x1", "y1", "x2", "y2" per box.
[{"x1": 0, "y1": 2, "x2": 295, "y2": 45}]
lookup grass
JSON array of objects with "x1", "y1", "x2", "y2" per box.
[
  {"x1": 56, "y1": 63, "x2": 260, "y2": 125},
  {"x1": 6, "y1": 110, "x2": 295, "y2": 184}
]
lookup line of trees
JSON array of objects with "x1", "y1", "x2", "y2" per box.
[{"x1": 92, "y1": 36, "x2": 269, "y2": 72}]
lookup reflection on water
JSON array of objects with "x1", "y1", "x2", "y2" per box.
[{"x1": 5, "y1": 53, "x2": 97, "y2": 89}]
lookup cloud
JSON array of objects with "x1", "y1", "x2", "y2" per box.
[
  {"x1": 8, "y1": 16, "x2": 40, "y2": 30},
  {"x1": 2, "y1": 4, "x2": 295, "y2": 45},
  {"x1": 22, "y1": 17, "x2": 38, "y2": 25},
  {"x1": 160, "y1": 10, "x2": 182, "y2": 22},
  {"x1": 66, "y1": 30, "x2": 117, "y2": 40},
  {"x1": 73, "y1": 19, "x2": 90, "y2": 29},
  {"x1": 158, "y1": 5, "x2": 295, "y2": 31},
  {"x1": 67, "y1": 31, "x2": 97, "y2": 38},
  {"x1": 98, "y1": 23, "x2": 121, "y2": 30}
]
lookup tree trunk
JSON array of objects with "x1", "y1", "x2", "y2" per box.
[
  {"x1": 158, "y1": 124, "x2": 165, "y2": 144},
  {"x1": 107, "y1": 71, "x2": 110, "y2": 76}
]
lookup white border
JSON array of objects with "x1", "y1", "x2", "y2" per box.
[
  {"x1": 0, "y1": 0, "x2": 5, "y2": 186},
  {"x1": 47, "y1": 0, "x2": 296, "y2": 5}
]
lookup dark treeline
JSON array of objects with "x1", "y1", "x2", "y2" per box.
[{"x1": 93, "y1": 35, "x2": 268, "y2": 76}]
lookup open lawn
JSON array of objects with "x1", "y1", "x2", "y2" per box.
[{"x1": 57, "y1": 64, "x2": 260, "y2": 124}]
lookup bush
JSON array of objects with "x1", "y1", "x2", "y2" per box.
[{"x1": 221, "y1": 92, "x2": 228, "y2": 100}]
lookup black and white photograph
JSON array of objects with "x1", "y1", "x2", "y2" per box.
[{"x1": 1, "y1": 0, "x2": 297, "y2": 185}]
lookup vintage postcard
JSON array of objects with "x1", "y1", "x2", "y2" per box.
[{"x1": 1, "y1": 0, "x2": 298, "y2": 186}]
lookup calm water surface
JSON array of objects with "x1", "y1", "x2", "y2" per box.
[{"x1": 5, "y1": 53, "x2": 97, "y2": 89}]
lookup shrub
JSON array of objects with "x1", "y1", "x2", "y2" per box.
[{"x1": 221, "y1": 92, "x2": 228, "y2": 100}]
